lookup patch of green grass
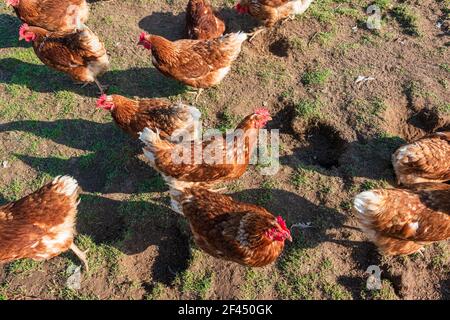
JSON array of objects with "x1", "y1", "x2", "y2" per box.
[
  {"x1": 241, "y1": 268, "x2": 274, "y2": 299},
  {"x1": 316, "y1": 31, "x2": 336, "y2": 46},
  {"x1": 373, "y1": 0, "x2": 392, "y2": 10},
  {"x1": 180, "y1": 269, "x2": 214, "y2": 300},
  {"x1": 7, "y1": 259, "x2": 43, "y2": 276},
  {"x1": 370, "y1": 98, "x2": 388, "y2": 117},
  {"x1": 431, "y1": 243, "x2": 449, "y2": 270},
  {"x1": 54, "y1": 91, "x2": 77, "y2": 115},
  {"x1": 58, "y1": 287, "x2": 98, "y2": 300},
  {"x1": 75, "y1": 235, "x2": 123, "y2": 276},
  {"x1": 439, "y1": 63, "x2": 450, "y2": 73},
  {"x1": 438, "y1": 103, "x2": 450, "y2": 114},
  {"x1": 145, "y1": 282, "x2": 167, "y2": 300},
  {"x1": 217, "y1": 109, "x2": 238, "y2": 132},
  {"x1": 360, "y1": 179, "x2": 389, "y2": 192},
  {"x1": 301, "y1": 69, "x2": 332, "y2": 86},
  {"x1": 392, "y1": 5, "x2": 421, "y2": 36},
  {"x1": 256, "y1": 59, "x2": 288, "y2": 85},
  {"x1": 289, "y1": 36, "x2": 307, "y2": 52},
  {"x1": 294, "y1": 98, "x2": 323, "y2": 121},
  {"x1": 257, "y1": 178, "x2": 279, "y2": 206},
  {"x1": 365, "y1": 279, "x2": 398, "y2": 300},
  {"x1": 0, "y1": 178, "x2": 25, "y2": 201},
  {"x1": 292, "y1": 164, "x2": 316, "y2": 188}
]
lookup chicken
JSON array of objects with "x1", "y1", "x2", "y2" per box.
[
  {"x1": 6, "y1": 0, "x2": 89, "y2": 32},
  {"x1": 139, "y1": 108, "x2": 272, "y2": 188},
  {"x1": 235, "y1": 0, "x2": 314, "y2": 40},
  {"x1": 96, "y1": 94, "x2": 201, "y2": 140},
  {"x1": 392, "y1": 131, "x2": 450, "y2": 186},
  {"x1": 138, "y1": 31, "x2": 247, "y2": 99},
  {"x1": 0, "y1": 176, "x2": 89, "y2": 270},
  {"x1": 186, "y1": 0, "x2": 226, "y2": 40},
  {"x1": 354, "y1": 183, "x2": 450, "y2": 256},
  {"x1": 19, "y1": 23, "x2": 110, "y2": 93},
  {"x1": 170, "y1": 186, "x2": 291, "y2": 267}
]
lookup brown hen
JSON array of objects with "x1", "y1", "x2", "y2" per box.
[
  {"x1": 392, "y1": 131, "x2": 450, "y2": 186},
  {"x1": 7, "y1": 0, "x2": 89, "y2": 32},
  {"x1": 170, "y1": 186, "x2": 291, "y2": 267},
  {"x1": 186, "y1": 0, "x2": 225, "y2": 40},
  {"x1": 0, "y1": 176, "x2": 88, "y2": 270},
  {"x1": 139, "y1": 109, "x2": 271, "y2": 188},
  {"x1": 96, "y1": 94, "x2": 201, "y2": 140},
  {"x1": 354, "y1": 183, "x2": 450, "y2": 256},
  {"x1": 236, "y1": 0, "x2": 313, "y2": 32},
  {"x1": 19, "y1": 23, "x2": 109, "y2": 93},
  {"x1": 138, "y1": 31, "x2": 247, "y2": 90}
]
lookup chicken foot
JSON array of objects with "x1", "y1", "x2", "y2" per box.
[
  {"x1": 249, "y1": 28, "x2": 265, "y2": 42},
  {"x1": 70, "y1": 242, "x2": 90, "y2": 272},
  {"x1": 187, "y1": 88, "x2": 204, "y2": 102}
]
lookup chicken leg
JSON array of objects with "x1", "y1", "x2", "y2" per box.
[
  {"x1": 94, "y1": 79, "x2": 109, "y2": 95},
  {"x1": 70, "y1": 243, "x2": 90, "y2": 272},
  {"x1": 249, "y1": 27, "x2": 265, "y2": 42},
  {"x1": 188, "y1": 88, "x2": 204, "y2": 102}
]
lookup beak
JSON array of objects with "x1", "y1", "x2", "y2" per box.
[{"x1": 286, "y1": 232, "x2": 293, "y2": 242}]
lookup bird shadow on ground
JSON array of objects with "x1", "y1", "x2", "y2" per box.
[
  {"x1": 138, "y1": 8, "x2": 258, "y2": 40},
  {"x1": 77, "y1": 193, "x2": 191, "y2": 286},
  {"x1": 0, "y1": 118, "x2": 166, "y2": 194},
  {"x1": 279, "y1": 131, "x2": 405, "y2": 189},
  {"x1": 216, "y1": 7, "x2": 259, "y2": 34},
  {"x1": 0, "y1": 58, "x2": 187, "y2": 98},
  {"x1": 139, "y1": 11, "x2": 186, "y2": 41},
  {"x1": 0, "y1": 14, "x2": 27, "y2": 49}
]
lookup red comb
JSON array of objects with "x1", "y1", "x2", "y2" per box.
[
  {"x1": 254, "y1": 108, "x2": 270, "y2": 116},
  {"x1": 19, "y1": 23, "x2": 28, "y2": 39},
  {"x1": 96, "y1": 94, "x2": 107, "y2": 108},
  {"x1": 139, "y1": 32, "x2": 147, "y2": 42},
  {"x1": 277, "y1": 216, "x2": 288, "y2": 231}
]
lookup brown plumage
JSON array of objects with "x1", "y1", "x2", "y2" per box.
[
  {"x1": 96, "y1": 94, "x2": 201, "y2": 140},
  {"x1": 138, "y1": 32, "x2": 247, "y2": 89},
  {"x1": 236, "y1": 0, "x2": 313, "y2": 28},
  {"x1": 354, "y1": 183, "x2": 450, "y2": 256},
  {"x1": 186, "y1": 0, "x2": 225, "y2": 40},
  {"x1": 19, "y1": 23, "x2": 109, "y2": 92},
  {"x1": 392, "y1": 131, "x2": 450, "y2": 186},
  {"x1": 139, "y1": 109, "x2": 271, "y2": 188},
  {"x1": 170, "y1": 186, "x2": 291, "y2": 267},
  {"x1": 7, "y1": 0, "x2": 89, "y2": 32},
  {"x1": 0, "y1": 176, "x2": 88, "y2": 270}
]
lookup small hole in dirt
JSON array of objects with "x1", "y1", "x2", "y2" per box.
[
  {"x1": 407, "y1": 108, "x2": 442, "y2": 133},
  {"x1": 305, "y1": 123, "x2": 348, "y2": 169},
  {"x1": 269, "y1": 38, "x2": 290, "y2": 57}
]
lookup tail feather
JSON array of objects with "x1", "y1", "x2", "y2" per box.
[
  {"x1": 139, "y1": 127, "x2": 169, "y2": 164},
  {"x1": 289, "y1": 0, "x2": 314, "y2": 15},
  {"x1": 52, "y1": 175, "x2": 79, "y2": 197},
  {"x1": 353, "y1": 190, "x2": 384, "y2": 218}
]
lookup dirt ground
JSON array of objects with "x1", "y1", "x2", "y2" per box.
[{"x1": 0, "y1": 0, "x2": 449, "y2": 300}]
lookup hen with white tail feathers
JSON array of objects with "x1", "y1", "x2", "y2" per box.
[
  {"x1": 354, "y1": 183, "x2": 450, "y2": 256},
  {"x1": 0, "y1": 175, "x2": 89, "y2": 270}
]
